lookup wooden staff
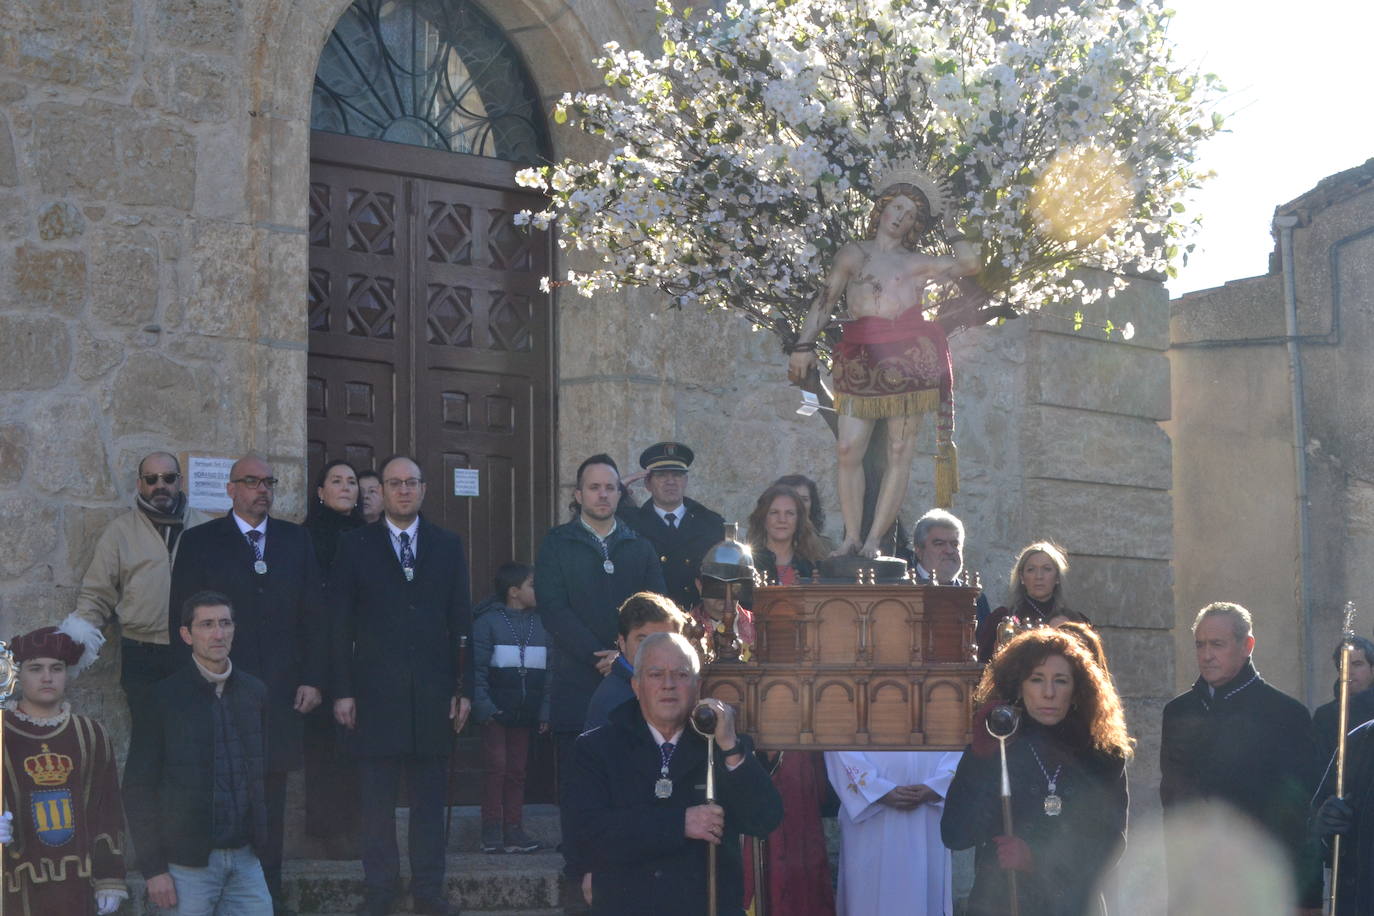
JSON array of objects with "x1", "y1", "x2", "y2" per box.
[
  {"x1": 1329, "y1": 602, "x2": 1358, "y2": 916},
  {"x1": 987, "y1": 704, "x2": 1021, "y2": 916},
  {"x1": 0, "y1": 639, "x2": 17, "y2": 916}
]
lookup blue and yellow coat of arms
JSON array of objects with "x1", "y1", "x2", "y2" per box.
[{"x1": 23, "y1": 742, "x2": 76, "y2": 847}]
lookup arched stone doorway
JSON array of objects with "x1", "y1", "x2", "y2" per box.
[
  {"x1": 306, "y1": 0, "x2": 555, "y2": 605},
  {"x1": 306, "y1": 0, "x2": 557, "y2": 803}
]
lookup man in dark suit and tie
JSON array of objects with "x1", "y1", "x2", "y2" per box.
[
  {"x1": 630, "y1": 442, "x2": 724, "y2": 611},
  {"x1": 331, "y1": 455, "x2": 473, "y2": 916},
  {"x1": 169, "y1": 453, "x2": 327, "y2": 916}
]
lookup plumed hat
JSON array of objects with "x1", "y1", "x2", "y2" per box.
[{"x1": 10, "y1": 614, "x2": 104, "y2": 678}]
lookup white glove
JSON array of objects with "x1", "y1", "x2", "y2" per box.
[
  {"x1": 95, "y1": 888, "x2": 128, "y2": 914},
  {"x1": 0, "y1": 811, "x2": 12, "y2": 844}
]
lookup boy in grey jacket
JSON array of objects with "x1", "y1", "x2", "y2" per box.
[{"x1": 472, "y1": 562, "x2": 550, "y2": 853}]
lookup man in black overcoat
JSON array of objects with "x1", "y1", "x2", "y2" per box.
[
  {"x1": 566, "y1": 632, "x2": 782, "y2": 916},
  {"x1": 1160, "y1": 601, "x2": 1322, "y2": 914},
  {"x1": 331, "y1": 455, "x2": 472, "y2": 916},
  {"x1": 536, "y1": 453, "x2": 666, "y2": 885},
  {"x1": 630, "y1": 442, "x2": 725, "y2": 611},
  {"x1": 1314, "y1": 717, "x2": 1374, "y2": 915},
  {"x1": 169, "y1": 454, "x2": 326, "y2": 915}
]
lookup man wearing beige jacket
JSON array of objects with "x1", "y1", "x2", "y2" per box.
[{"x1": 74, "y1": 451, "x2": 210, "y2": 728}]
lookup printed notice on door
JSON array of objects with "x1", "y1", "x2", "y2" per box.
[{"x1": 453, "y1": 468, "x2": 480, "y2": 497}]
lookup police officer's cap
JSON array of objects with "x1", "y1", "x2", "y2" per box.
[{"x1": 639, "y1": 441, "x2": 694, "y2": 473}]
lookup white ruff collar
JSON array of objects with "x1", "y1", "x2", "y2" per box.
[{"x1": 5, "y1": 700, "x2": 71, "y2": 728}]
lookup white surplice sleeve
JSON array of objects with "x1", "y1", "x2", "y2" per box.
[{"x1": 825, "y1": 750, "x2": 898, "y2": 825}]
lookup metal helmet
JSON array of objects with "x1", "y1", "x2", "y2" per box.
[{"x1": 699, "y1": 522, "x2": 755, "y2": 583}]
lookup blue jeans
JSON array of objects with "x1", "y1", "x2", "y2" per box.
[{"x1": 164, "y1": 846, "x2": 273, "y2": 915}]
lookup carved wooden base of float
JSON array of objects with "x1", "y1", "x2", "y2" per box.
[{"x1": 700, "y1": 583, "x2": 982, "y2": 751}]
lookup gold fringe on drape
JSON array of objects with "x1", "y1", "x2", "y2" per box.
[{"x1": 833, "y1": 387, "x2": 940, "y2": 419}]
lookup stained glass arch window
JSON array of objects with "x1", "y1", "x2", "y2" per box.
[{"x1": 312, "y1": 0, "x2": 550, "y2": 163}]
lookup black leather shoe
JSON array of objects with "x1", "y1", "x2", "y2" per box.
[{"x1": 413, "y1": 897, "x2": 457, "y2": 916}]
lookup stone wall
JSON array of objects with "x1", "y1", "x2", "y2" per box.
[{"x1": 1168, "y1": 159, "x2": 1374, "y2": 708}]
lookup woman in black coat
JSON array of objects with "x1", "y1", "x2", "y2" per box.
[
  {"x1": 303, "y1": 459, "x2": 365, "y2": 576},
  {"x1": 301, "y1": 458, "x2": 365, "y2": 855},
  {"x1": 943, "y1": 628, "x2": 1133, "y2": 916}
]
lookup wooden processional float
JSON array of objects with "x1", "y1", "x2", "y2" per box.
[{"x1": 698, "y1": 529, "x2": 983, "y2": 752}]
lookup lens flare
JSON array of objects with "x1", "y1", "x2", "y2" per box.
[{"x1": 1030, "y1": 146, "x2": 1134, "y2": 246}]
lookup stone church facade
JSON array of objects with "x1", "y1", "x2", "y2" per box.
[{"x1": 0, "y1": 0, "x2": 1174, "y2": 889}]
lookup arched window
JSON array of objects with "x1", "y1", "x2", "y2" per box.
[{"x1": 312, "y1": 0, "x2": 550, "y2": 163}]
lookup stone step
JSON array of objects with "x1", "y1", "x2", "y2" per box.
[
  {"x1": 294, "y1": 805, "x2": 563, "y2": 860},
  {"x1": 125, "y1": 851, "x2": 565, "y2": 914}
]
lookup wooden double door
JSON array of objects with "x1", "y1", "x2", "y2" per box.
[{"x1": 307, "y1": 132, "x2": 556, "y2": 800}]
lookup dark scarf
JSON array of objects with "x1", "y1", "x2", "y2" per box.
[
  {"x1": 304, "y1": 504, "x2": 364, "y2": 574},
  {"x1": 137, "y1": 491, "x2": 189, "y2": 554}
]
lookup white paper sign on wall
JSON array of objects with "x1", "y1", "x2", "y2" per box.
[
  {"x1": 187, "y1": 456, "x2": 235, "y2": 512},
  {"x1": 453, "y1": 468, "x2": 480, "y2": 497}
]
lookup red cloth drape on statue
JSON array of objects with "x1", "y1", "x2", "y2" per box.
[{"x1": 742, "y1": 751, "x2": 836, "y2": 916}]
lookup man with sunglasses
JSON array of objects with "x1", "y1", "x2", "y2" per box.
[
  {"x1": 73, "y1": 451, "x2": 211, "y2": 731},
  {"x1": 170, "y1": 453, "x2": 328, "y2": 916}
]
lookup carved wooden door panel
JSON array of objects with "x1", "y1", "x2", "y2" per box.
[
  {"x1": 307, "y1": 133, "x2": 556, "y2": 802},
  {"x1": 306, "y1": 160, "x2": 413, "y2": 485},
  {"x1": 415, "y1": 177, "x2": 550, "y2": 604}
]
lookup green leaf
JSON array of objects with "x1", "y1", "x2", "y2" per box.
[
  {"x1": 664, "y1": 39, "x2": 677, "y2": 55},
  {"x1": 554, "y1": 107, "x2": 568, "y2": 125}
]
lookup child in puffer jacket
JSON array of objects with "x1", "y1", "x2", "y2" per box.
[{"x1": 472, "y1": 562, "x2": 550, "y2": 853}]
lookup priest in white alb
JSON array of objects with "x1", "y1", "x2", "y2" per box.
[{"x1": 825, "y1": 750, "x2": 963, "y2": 916}]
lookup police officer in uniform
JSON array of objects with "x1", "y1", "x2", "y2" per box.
[{"x1": 632, "y1": 442, "x2": 725, "y2": 611}]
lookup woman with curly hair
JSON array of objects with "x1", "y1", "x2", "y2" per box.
[
  {"x1": 942, "y1": 628, "x2": 1133, "y2": 916},
  {"x1": 976, "y1": 541, "x2": 1073, "y2": 662},
  {"x1": 747, "y1": 484, "x2": 826, "y2": 585}
]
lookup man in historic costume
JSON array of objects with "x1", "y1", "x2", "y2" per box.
[
  {"x1": 1, "y1": 619, "x2": 128, "y2": 916},
  {"x1": 631, "y1": 441, "x2": 725, "y2": 611},
  {"x1": 565, "y1": 632, "x2": 782, "y2": 916},
  {"x1": 823, "y1": 749, "x2": 962, "y2": 915},
  {"x1": 1160, "y1": 602, "x2": 1323, "y2": 913},
  {"x1": 688, "y1": 573, "x2": 755, "y2": 664},
  {"x1": 787, "y1": 163, "x2": 979, "y2": 558}
]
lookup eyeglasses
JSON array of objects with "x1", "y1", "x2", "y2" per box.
[
  {"x1": 384, "y1": 477, "x2": 424, "y2": 490},
  {"x1": 642, "y1": 667, "x2": 696, "y2": 685},
  {"x1": 140, "y1": 472, "x2": 181, "y2": 486},
  {"x1": 231, "y1": 476, "x2": 278, "y2": 490}
]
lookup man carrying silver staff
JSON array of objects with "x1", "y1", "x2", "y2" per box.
[
  {"x1": 564, "y1": 632, "x2": 781, "y2": 916},
  {"x1": 1313, "y1": 635, "x2": 1374, "y2": 767},
  {"x1": 1315, "y1": 714, "x2": 1374, "y2": 915}
]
